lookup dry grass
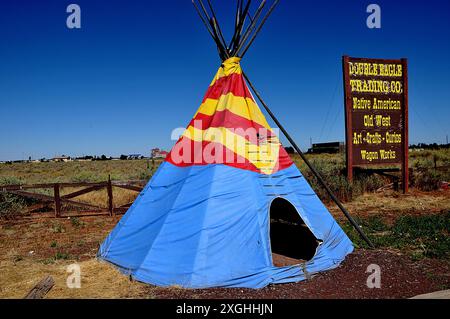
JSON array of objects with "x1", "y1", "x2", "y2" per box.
[
  {"x1": 0, "y1": 216, "x2": 150, "y2": 298},
  {"x1": 0, "y1": 258, "x2": 149, "y2": 299},
  {"x1": 59, "y1": 187, "x2": 138, "y2": 208},
  {"x1": 328, "y1": 189, "x2": 450, "y2": 223},
  {"x1": 0, "y1": 159, "x2": 162, "y2": 184}
]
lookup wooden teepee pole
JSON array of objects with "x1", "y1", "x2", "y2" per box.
[
  {"x1": 234, "y1": 0, "x2": 267, "y2": 56},
  {"x1": 239, "y1": 0, "x2": 280, "y2": 57}
]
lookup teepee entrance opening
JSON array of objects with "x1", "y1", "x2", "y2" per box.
[{"x1": 269, "y1": 197, "x2": 320, "y2": 265}]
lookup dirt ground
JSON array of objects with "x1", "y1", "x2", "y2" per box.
[
  {"x1": 0, "y1": 190, "x2": 449, "y2": 299},
  {"x1": 149, "y1": 249, "x2": 449, "y2": 299}
]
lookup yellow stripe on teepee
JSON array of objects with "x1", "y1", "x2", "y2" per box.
[
  {"x1": 209, "y1": 57, "x2": 242, "y2": 87},
  {"x1": 182, "y1": 125, "x2": 281, "y2": 174},
  {"x1": 195, "y1": 92, "x2": 272, "y2": 131}
]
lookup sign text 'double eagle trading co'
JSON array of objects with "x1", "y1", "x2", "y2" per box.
[{"x1": 342, "y1": 56, "x2": 408, "y2": 192}]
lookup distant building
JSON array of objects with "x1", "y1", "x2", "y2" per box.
[
  {"x1": 128, "y1": 154, "x2": 142, "y2": 160},
  {"x1": 307, "y1": 142, "x2": 344, "y2": 154},
  {"x1": 151, "y1": 148, "x2": 168, "y2": 159},
  {"x1": 52, "y1": 156, "x2": 71, "y2": 162},
  {"x1": 74, "y1": 156, "x2": 93, "y2": 161},
  {"x1": 285, "y1": 146, "x2": 295, "y2": 154}
]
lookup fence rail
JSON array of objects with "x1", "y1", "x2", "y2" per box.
[{"x1": 0, "y1": 177, "x2": 146, "y2": 218}]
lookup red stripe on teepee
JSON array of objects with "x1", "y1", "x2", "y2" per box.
[
  {"x1": 203, "y1": 73, "x2": 253, "y2": 102},
  {"x1": 165, "y1": 135, "x2": 294, "y2": 174},
  {"x1": 188, "y1": 110, "x2": 277, "y2": 139},
  {"x1": 276, "y1": 145, "x2": 295, "y2": 171},
  {"x1": 166, "y1": 137, "x2": 261, "y2": 173}
]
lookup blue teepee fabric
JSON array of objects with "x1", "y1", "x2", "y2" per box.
[{"x1": 98, "y1": 162, "x2": 353, "y2": 288}]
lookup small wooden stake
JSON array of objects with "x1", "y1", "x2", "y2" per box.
[{"x1": 24, "y1": 276, "x2": 55, "y2": 299}]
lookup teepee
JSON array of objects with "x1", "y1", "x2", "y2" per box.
[{"x1": 98, "y1": 0, "x2": 359, "y2": 289}]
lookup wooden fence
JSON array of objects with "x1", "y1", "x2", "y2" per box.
[{"x1": 0, "y1": 177, "x2": 146, "y2": 218}]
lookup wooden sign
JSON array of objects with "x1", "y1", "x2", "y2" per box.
[{"x1": 342, "y1": 56, "x2": 409, "y2": 192}]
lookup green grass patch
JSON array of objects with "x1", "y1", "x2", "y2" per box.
[
  {"x1": 70, "y1": 217, "x2": 85, "y2": 228},
  {"x1": 54, "y1": 251, "x2": 71, "y2": 260},
  {"x1": 342, "y1": 211, "x2": 450, "y2": 259}
]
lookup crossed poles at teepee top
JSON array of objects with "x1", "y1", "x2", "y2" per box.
[{"x1": 191, "y1": 0, "x2": 374, "y2": 248}]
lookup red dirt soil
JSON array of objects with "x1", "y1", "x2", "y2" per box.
[{"x1": 148, "y1": 249, "x2": 450, "y2": 299}]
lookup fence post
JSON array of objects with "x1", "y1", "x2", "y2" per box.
[
  {"x1": 107, "y1": 175, "x2": 114, "y2": 216},
  {"x1": 53, "y1": 184, "x2": 61, "y2": 218}
]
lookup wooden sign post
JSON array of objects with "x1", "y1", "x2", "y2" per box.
[{"x1": 342, "y1": 56, "x2": 409, "y2": 193}]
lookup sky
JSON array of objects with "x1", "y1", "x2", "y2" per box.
[{"x1": 0, "y1": 0, "x2": 449, "y2": 161}]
